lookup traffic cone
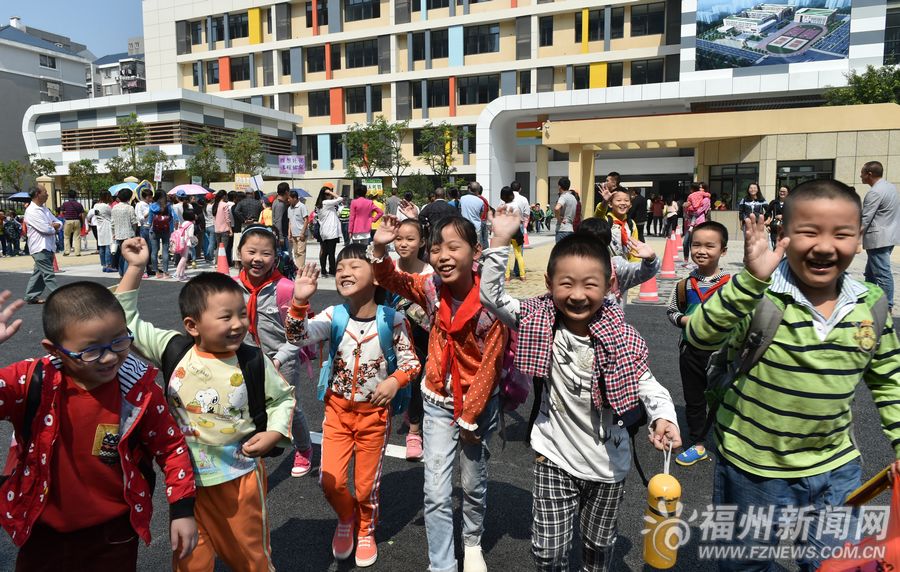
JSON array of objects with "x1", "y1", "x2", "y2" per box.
[
  {"x1": 634, "y1": 274, "x2": 660, "y2": 303},
  {"x1": 523, "y1": 228, "x2": 531, "y2": 249},
  {"x1": 216, "y1": 242, "x2": 230, "y2": 275},
  {"x1": 659, "y1": 235, "x2": 677, "y2": 280},
  {"x1": 675, "y1": 228, "x2": 684, "y2": 262},
  {"x1": 52, "y1": 253, "x2": 61, "y2": 273}
]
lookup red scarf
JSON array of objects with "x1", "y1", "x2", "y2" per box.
[
  {"x1": 238, "y1": 268, "x2": 285, "y2": 343},
  {"x1": 611, "y1": 216, "x2": 630, "y2": 247},
  {"x1": 437, "y1": 274, "x2": 483, "y2": 423},
  {"x1": 690, "y1": 275, "x2": 730, "y2": 303}
]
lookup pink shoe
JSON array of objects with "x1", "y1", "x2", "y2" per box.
[
  {"x1": 355, "y1": 535, "x2": 378, "y2": 567},
  {"x1": 291, "y1": 448, "x2": 312, "y2": 477},
  {"x1": 332, "y1": 519, "x2": 355, "y2": 560},
  {"x1": 405, "y1": 433, "x2": 423, "y2": 462}
]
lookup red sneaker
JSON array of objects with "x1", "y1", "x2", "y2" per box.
[
  {"x1": 355, "y1": 535, "x2": 378, "y2": 567},
  {"x1": 291, "y1": 448, "x2": 312, "y2": 478},
  {"x1": 332, "y1": 519, "x2": 354, "y2": 560},
  {"x1": 405, "y1": 433, "x2": 423, "y2": 462}
]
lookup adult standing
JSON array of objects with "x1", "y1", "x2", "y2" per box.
[
  {"x1": 665, "y1": 197, "x2": 679, "y2": 236},
  {"x1": 347, "y1": 185, "x2": 383, "y2": 245},
  {"x1": 60, "y1": 190, "x2": 84, "y2": 256},
  {"x1": 737, "y1": 183, "x2": 767, "y2": 229},
  {"x1": 110, "y1": 189, "x2": 138, "y2": 277},
  {"x1": 204, "y1": 192, "x2": 216, "y2": 262},
  {"x1": 860, "y1": 161, "x2": 900, "y2": 311},
  {"x1": 510, "y1": 181, "x2": 531, "y2": 239},
  {"x1": 212, "y1": 190, "x2": 233, "y2": 266},
  {"x1": 148, "y1": 190, "x2": 174, "y2": 279},
  {"x1": 466, "y1": 182, "x2": 491, "y2": 249},
  {"x1": 23, "y1": 186, "x2": 60, "y2": 304},
  {"x1": 683, "y1": 182, "x2": 711, "y2": 260},
  {"x1": 272, "y1": 183, "x2": 291, "y2": 255},
  {"x1": 766, "y1": 185, "x2": 789, "y2": 249},
  {"x1": 459, "y1": 182, "x2": 486, "y2": 244},
  {"x1": 92, "y1": 193, "x2": 114, "y2": 272},
  {"x1": 315, "y1": 186, "x2": 343, "y2": 277},
  {"x1": 418, "y1": 187, "x2": 457, "y2": 240},
  {"x1": 385, "y1": 188, "x2": 401, "y2": 217},
  {"x1": 553, "y1": 177, "x2": 577, "y2": 243},
  {"x1": 649, "y1": 194, "x2": 665, "y2": 236},
  {"x1": 135, "y1": 188, "x2": 153, "y2": 249},
  {"x1": 628, "y1": 188, "x2": 649, "y2": 242},
  {"x1": 287, "y1": 189, "x2": 309, "y2": 268}
]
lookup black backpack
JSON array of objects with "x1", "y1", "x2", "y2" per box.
[{"x1": 160, "y1": 335, "x2": 284, "y2": 458}]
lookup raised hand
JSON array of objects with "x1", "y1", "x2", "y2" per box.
[
  {"x1": 0, "y1": 290, "x2": 24, "y2": 345},
  {"x1": 627, "y1": 239, "x2": 657, "y2": 261},
  {"x1": 490, "y1": 205, "x2": 522, "y2": 246},
  {"x1": 743, "y1": 214, "x2": 788, "y2": 281},
  {"x1": 373, "y1": 215, "x2": 401, "y2": 247},
  {"x1": 292, "y1": 263, "x2": 320, "y2": 305},
  {"x1": 597, "y1": 183, "x2": 612, "y2": 204},
  {"x1": 120, "y1": 236, "x2": 150, "y2": 267},
  {"x1": 398, "y1": 200, "x2": 418, "y2": 220}
]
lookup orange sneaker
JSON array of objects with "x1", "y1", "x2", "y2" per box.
[
  {"x1": 355, "y1": 535, "x2": 378, "y2": 567},
  {"x1": 332, "y1": 519, "x2": 354, "y2": 560}
]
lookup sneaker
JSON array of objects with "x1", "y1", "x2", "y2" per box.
[
  {"x1": 463, "y1": 545, "x2": 487, "y2": 572},
  {"x1": 675, "y1": 444, "x2": 709, "y2": 466},
  {"x1": 291, "y1": 448, "x2": 312, "y2": 477},
  {"x1": 405, "y1": 433, "x2": 423, "y2": 462},
  {"x1": 332, "y1": 519, "x2": 355, "y2": 560},
  {"x1": 355, "y1": 535, "x2": 377, "y2": 567},
  {"x1": 191, "y1": 262, "x2": 198, "y2": 269},
  {"x1": 142, "y1": 273, "x2": 149, "y2": 279}
]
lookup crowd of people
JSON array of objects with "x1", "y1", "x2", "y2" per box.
[{"x1": 0, "y1": 161, "x2": 898, "y2": 572}]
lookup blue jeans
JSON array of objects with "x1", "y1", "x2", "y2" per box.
[
  {"x1": 98, "y1": 245, "x2": 110, "y2": 268},
  {"x1": 864, "y1": 246, "x2": 894, "y2": 310},
  {"x1": 205, "y1": 227, "x2": 216, "y2": 261},
  {"x1": 149, "y1": 229, "x2": 170, "y2": 274},
  {"x1": 713, "y1": 457, "x2": 862, "y2": 572},
  {"x1": 115, "y1": 240, "x2": 129, "y2": 276},
  {"x1": 555, "y1": 230, "x2": 573, "y2": 243},
  {"x1": 479, "y1": 222, "x2": 490, "y2": 251},
  {"x1": 423, "y1": 396, "x2": 499, "y2": 572}
]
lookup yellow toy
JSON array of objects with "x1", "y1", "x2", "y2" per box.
[{"x1": 642, "y1": 443, "x2": 683, "y2": 569}]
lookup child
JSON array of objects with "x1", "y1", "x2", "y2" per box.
[
  {"x1": 258, "y1": 196, "x2": 274, "y2": 226},
  {"x1": 237, "y1": 224, "x2": 314, "y2": 478},
  {"x1": 284, "y1": 245, "x2": 420, "y2": 568},
  {"x1": 595, "y1": 188, "x2": 639, "y2": 261},
  {"x1": 683, "y1": 182, "x2": 711, "y2": 260},
  {"x1": 173, "y1": 210, "x2": 198, "y2": 281},
  {"x1": 387, "y1": 219, "x2": 434, "y2": 461},
  {"x1": 481, "y1": 206, "x2": 680, "y2": 572},
  {"x1": 115, "y1": 239, "x2": 295, "y2": 572},
  {"x1": 0, "y1": 284, "x2": 198, "y2": 570},
  {"x1": 665, "y1": 220, "x2": 730, "y2": 466},
  {"x1": 371, "y1": 215, "x2": 509, "y2": 572},
  {"x1": 686, "y1": 180, "x2": 900, "y2": 572}
]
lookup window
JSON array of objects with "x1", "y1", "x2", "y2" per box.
[
  {"x1": 464, "y1": 24, "x2": 500, "y2": 55},
  {"x1": 775, "y1": 160, "x2": 834, "y2": 191},
  {"x1": 344, "y1": 0, "x2": 380, "y2": 22},
  {"x1": 266, "y1": 9, "x2": 272, "y2": 34},
  {"x1": 412, "y1": 0, "x2": 449, "y2": 11},
  {"x1": 457, "y1": 127, "x2": 472, "y2": 152},
  {"x1": 308, "y1": 90, "x2": 331, "y2": 116},
  {"x1": 611, "y1": 7, "x2": 625, "y2": 39},
  {"x1": 211, "y1": 17, "x2": 225, "y2": 42},
  {"x1": 519, "y1": 70, "x2": 531, "y2": 94},
  {"x1": 40, "y1": 80, "x2": 60, "y2": 102},
  {"x1": 39, "y1": 54, "x2": 57, "y2": 69},
  {"x1": 412, "y1": 33, "x2": 426, "y2": 61},
  {"x1": 206, "y1": 60, "x2": 219, "y2": 84},
  {"x1": 345, "y1": 39, "x2": 378, "y2": 68},
  {"x1": 305, "y1": 0, "x2": 329, "y2": 26},
  {"x1": 631, "y1": 2, "x2": 665, "y2": 36},
  {"x1": 886, "y1": 9, "x2": 900, "y2": 64},
  {"x1": 281, "y1": 50, "x2": 291, "y2": 75},
  {"x1": 307, "y1": 46, "x2": 326, "y2": 72},
  {"x1": 190, "y1": 21, "x2": 203, "y2": 45},
  {"x1": 192, "y1": 64, "x2": 200, "y2": 86},
  {"x1": 574, "y1": 10, "x2": 603, "y2": 43},
  {"x1": 412, "y1": 129, "x2": 428, "y2": 155},
  {"x1": 539, "y1": 16, "x2": 553, "y2": 47},
  {"x1": 346, "y1": 87, "x2": 367, "y2": 114},
  {"x1": 371, "y1": 85, "x2": 382, "y2": 112},
  {"x1": 457, "y1": 74, "x2": 499, "y2": 105},
  {"x1": 573, "y1": 65, "x2": 589, "y2": 90},
  {"x1": 607, "y1": 62, "x2": 623, "y2": 87},
  {"x1": 305, "y1": 135, "x2": 320, "y2": 161},
  {"x1": 630, "y1": 58, "x2": 664, "y2": 85},
  {"x1": 331, "y1": 43, "x2": 342, "y2": 70},
  {"x1": 412, "y1": 79, "x2": 450, "y2": 108},
  {"x1": 330, "y1": 134, "x2": 344, "y2": 164},
  {"x1": 230, "y1": 56, "x2": 251, "y2": 82},
  {"x1": 432, "y1": 29, "x2": 448, "y2": 59},
  {"x1": 229, "y1": 12, "x2": 249, "y2": 38}
]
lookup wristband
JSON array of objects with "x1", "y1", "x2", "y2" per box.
[{"x1": 365, "y1": 243, "x2": 386, "y2": 264}]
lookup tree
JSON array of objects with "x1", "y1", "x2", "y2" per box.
[
  {"x1": 385, "y1": 119, "x2": 411, "y2": 190},
  {"x1": 105, "y1": 155, "x2": 129, "y2": 182},
  {"x1": 824, "y1": 65, "x2": 900, "y2": 106},
  {"x1": 0, "y1": 160, "x2": 31, "y2": 193},
  {"x1": 223, "y1": 128, "x2": 267, "y2": 176},
  {"x1": 417, "y1": 122, "x2": 469, "y2": 185},
  {"x1": 186, "y1": 129, "x2": 223, "y2": 185},
  {"x1": 134, "y1": 149, "x2": 173, "y2": 182},
  {"x1": 398, "y1": 172, "x2": 434, "y2": 205},
  {"x1": 343, "y1": 116, "x2": 396, "y2": 179},
  {"x1": 118, "y1": 112, "x2": 148, "y2": 171},
  {"x1": 67, "y1": 159, "x2": 97, "y2": 195},
  {"x1": 30, "y1": 157, "x2": 57, "y2": 179}
]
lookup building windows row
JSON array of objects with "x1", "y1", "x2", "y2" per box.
[
  {"x1": 307, "y1": 44, "x2": 341, "y2": 72},
  {"x1": 39, "y1": 54, "x2": 57, "y2": 69},
  {"x1": 206, "y1": 60, "x2": 219, "y2": 84},
  {"x1": 412, "y1": 79, "x2": 450, "y2": 108},
  {"x1": 539, "y1": 16, "x2": 553, "y2": 47},
  {"x1": 573, "y1": 8, "x2": 625, "y2": 43},
  {"x1": 344, "y1": 0, "x2": 380, "y2": 22},
  {"x1": 464, "y1": 24, "x2": 499, "y2": 55},
  {"x1": 345, "y1": 39, "x2": 378, "y2": 68},
  {"x1": 458, "y1": 74, "x2": 499, "y2": 105},
  {"x1": 230, "y1": 56, "x2": 251, "y2": 82},
  {"x1": 229, "y1": 12, "x2": 249, "y2": 39},
  {"x1": 346, "y1": 85, "x2": 383, "y2": 113},
  {"x1": 412, "y1": 29, "x2": 449, "y2": 61},
  {"x1": 630, "y1": 2, "x2": 665, "y2": 37},
  {"x1": 306, "y1": 1, "x2": 329, "y2": 27},
  {"x1": 191, "y1": 21, "x2": 204, "y2": 45},
  {"x1": 886, "y1": 8, "x2": 900, "y2": 64},
  {"x1": 630, "y1": 57, "x2": 664, "y2": 84}
]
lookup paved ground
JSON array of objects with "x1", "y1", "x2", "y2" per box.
[{"x1": 0, "y1": 234, "x2": 897, "y2": 571}]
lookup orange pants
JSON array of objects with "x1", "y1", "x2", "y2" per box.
[
  {"x1": 320, "y1": 392, "x2": 391, "y2": 537},
  {"x1": 174, "y1": 462, "x2": 273, "y2": 572}
]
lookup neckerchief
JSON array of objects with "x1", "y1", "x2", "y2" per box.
[
  {"x1": 609, "y1": 214, "x2": 630, "y2": 247},
  {"x1": 238, "y1": 268, "x2": 285, "y2": 343},
  {"x1": 437, "y1": 274, "x2": 483, "y2": 422},
  {"x1": 690, "y1": 275, "x2": 730, "y2": 303}
]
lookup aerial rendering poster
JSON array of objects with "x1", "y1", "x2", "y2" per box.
[{"x1": 695, "y1": 0, "x2": 852, "y2": 69}]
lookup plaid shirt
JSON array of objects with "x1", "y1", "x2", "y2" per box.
[{"x1": 517, "y1": 294, "x2": 648, "y2": 419}]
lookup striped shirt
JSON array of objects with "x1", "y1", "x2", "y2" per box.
[{"x1": 686, "y1": 266, "x2": 900, "y2": 479}]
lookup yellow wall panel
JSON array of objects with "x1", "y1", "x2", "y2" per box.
[
  {"x1": 248, "y1": 8, "x2": 262, "y2": 44},
  {"x1": 581, "y1": 9, "x2": 589, "y2": 54},
  {"x1": 589, "y1": 62, "x2": 607, "y2": 88}
]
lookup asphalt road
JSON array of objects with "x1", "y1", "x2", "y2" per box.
[{"x1": 0, "y1": 271, "x2": 894, "y2": 572}]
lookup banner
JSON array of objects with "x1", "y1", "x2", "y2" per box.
[
  {"x1": 279, "y1": 155, "x2": 306, "y2": 175},
  {"x1": 363, "y1": 178, "x2": 383, "y2": 196},
  {"x1": 235, "y1": 173, "x2": 252, "y2": 191}
]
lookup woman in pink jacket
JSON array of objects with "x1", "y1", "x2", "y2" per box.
[{"x1": 347, "y1": 186, "x2": 383, "y2": 245}]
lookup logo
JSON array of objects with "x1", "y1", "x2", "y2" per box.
[{"x1": 855, "y1": 320, "x2": 877, "y2": 352}]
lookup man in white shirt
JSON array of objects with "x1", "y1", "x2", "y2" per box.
[
  {"x1": 287, "y1": 190, "x2": 310, "y2": 268},
  {"x1": 134, "y1": 189, "x2": 153, "y2": 245},
  {"x1": 23, "y1": 186, "x2": 61, "y2": 304},
  {"x1": 553, "y1": 177, "x2": 577, "y2": 243}
]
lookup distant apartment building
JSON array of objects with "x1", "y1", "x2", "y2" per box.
[
  {"x1": 90, "y1": 52, "x2": 147, "y2": 97},
  {"x1": 0, "y1": 16, "x2": 92, "y2": 163}
]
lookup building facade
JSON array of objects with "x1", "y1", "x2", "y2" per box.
[{"x1": 90, "y1": 52, "x2": 147, "y2": 97}]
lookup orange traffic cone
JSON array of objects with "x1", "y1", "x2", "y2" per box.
[
  {"x1": 634, "y1": 274, "x2": 660, "y2": 303},
  {"x1": 675, "y1": 229, "x2": 684, "y2": 262},
  {"x1": 52, "y1": 253, "x2": 61, "y2": 273},
  {"x1": 659, "y1": 235, "x2": 677, "y2": 279},
  {"x1": 523, "y1": 229, "x2": 531, "y2": 249},
  {"x1": 216, "y1": 242, "x2": 230, "y2": 275}
]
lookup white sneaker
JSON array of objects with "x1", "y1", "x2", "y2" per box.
[{"x1": 463, "y1": 545, "x2": 487, "y2": 572}]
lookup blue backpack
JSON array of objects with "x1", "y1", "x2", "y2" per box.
[{"x1": 317, "y1": 304, "x2": 411, "y2": 415}]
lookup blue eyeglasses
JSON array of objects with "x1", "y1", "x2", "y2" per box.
[{"x1": 55, "y1": 333, "x2": 135, "y2": 363}]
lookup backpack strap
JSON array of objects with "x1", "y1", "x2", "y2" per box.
[
  {"x1": 235, "y1": 343, "x2": 268, "y2": 436},
  {"x1": 330, "y1": 305, "x2": 351, "y2": 361},
  {"x1": 375, "y1": 305, "x2": 397, "y2": 375},
  {"x1": 867, "y1": 290, "x2": 890, "y2": 357},
  {"x1": 160, "y1": 334, "x2": 196, "y2": 397},
  {"x1": 275, "y1": 278, "x2": 295, "y2": 325},
  {"x1": 675, "y1": 278, "x2": 688, "y2": 315},
  {"x1": 21, "y1": 360, "x2": 44, "y2": 445}
]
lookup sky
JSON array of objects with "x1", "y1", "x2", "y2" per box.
[{"x1": 2, "y1": 0, "x2": 143, "y2": 58}]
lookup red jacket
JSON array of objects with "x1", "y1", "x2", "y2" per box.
[{"x1": 0, "y1": 355, "x2": 196, "y2": 546}]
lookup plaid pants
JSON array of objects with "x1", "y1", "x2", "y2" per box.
[{"x1": 531, "y1": 456, "x2": 624, "y2": 572}]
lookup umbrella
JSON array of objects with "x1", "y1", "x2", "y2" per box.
[
  {"x1": 291, "y1": 188, "x2": 311, "y2": 199},
  {"x1": 168, "y1": 184, "x2": 208, "y2": 196},
  {"x1": 109, "y1": 182, "x2": 138, "y2": 195},
  {"x1": 7, "y1": 192, "x2": 30, "y2": 202}
]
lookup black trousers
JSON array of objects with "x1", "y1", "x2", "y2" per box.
[
  {"x1": 679, "y1": 340, "x2": 712, "y2": 446},
  {"x1": 319, "y1": 238, "x2": 339, "y2": 275}
]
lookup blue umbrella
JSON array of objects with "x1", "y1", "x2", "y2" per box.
[
  {"x1": 7, "y1": 192, "x2": 30, "y2": 202},
  {"x1": 108, "y1": 182, "x2": 138, "y2": 195},
  {"x1": 291, "y1": 188, "x2": 311, "y2": 199}
]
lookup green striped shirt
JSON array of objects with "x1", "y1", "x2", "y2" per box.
[{"x1": 686, "y1": 268, "x2": 900, "y2": 478}]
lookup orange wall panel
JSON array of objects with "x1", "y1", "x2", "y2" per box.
[
  {"x1": 330, "y1": 87, "x2": 345, "y2": 125},
  {"x1": 219, "y1": 56, "x2": 231, "y2": 90}
]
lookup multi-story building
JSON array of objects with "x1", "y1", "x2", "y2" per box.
[
  {"x1": 0, "y1": 17, "x2": 92, "y2": 163},
  {"x1": 721, "y1": 15, "x2": 777, "y2": 34},
  {"x1": 794, "y1": 7, "x2": 837, "y2": 25},
  {"x1": 90, "y1": 52, "x2": 147, "y2": 97}
]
